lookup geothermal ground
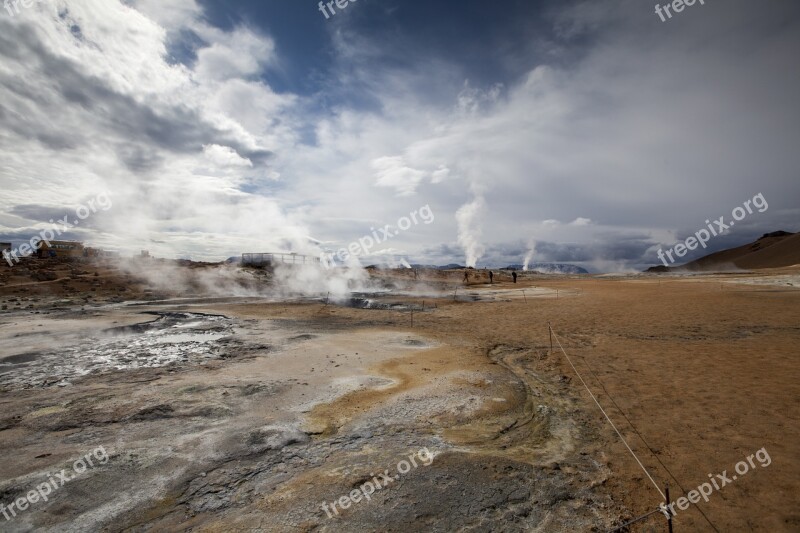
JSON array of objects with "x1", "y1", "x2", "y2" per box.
[{"x1": 0, "y1": 260, "x2": 798, "y2": 532}]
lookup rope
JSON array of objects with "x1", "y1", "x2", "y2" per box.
[
  {"x1": 606, "y1": 507, "x2": 664, "y2": 533},
  {"x1": 577, "y1": 353, "x2": 721, "y2": 533},
  {"x1": 548, "y1": 323, "x2": 665, "y2": 500}
]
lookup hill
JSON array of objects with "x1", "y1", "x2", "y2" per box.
[{"x1": 647, "y1": 231, "x2": 800, "y2": 272}]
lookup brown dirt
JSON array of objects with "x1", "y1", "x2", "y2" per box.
[{"x1": 0, "y1": 259, "x2": 798, "y2": 531}]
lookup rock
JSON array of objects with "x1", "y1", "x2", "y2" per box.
[{"x1": 31, "y1": 271, "x2": 58, "y2": 282}]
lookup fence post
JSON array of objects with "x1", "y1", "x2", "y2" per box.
[{"x1": 665, "y1": 485, "x2": 673, "y2": 533}]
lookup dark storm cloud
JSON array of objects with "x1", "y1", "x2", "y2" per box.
[
  {"x1": 0, "y1": 227, "x2": 84, "y2": 244},
  {"x1": 419, "y1": 243, "x2": 463, "y2": 259},
  {"x1": 115, "y1": 144, "x2": 166, "y2": 173},
  {"x1": 425, "y1": 234, "x2": 664, "y2": 268},
  {"x1": 10, "y1": 204, "x2": 72, "y2": 222}
]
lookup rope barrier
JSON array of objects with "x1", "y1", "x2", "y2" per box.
[
  {"x1": 577, "y1": 353, "x2": 720, "y2": 533},
  {"x1": 549, "y1": 322, "x2": 721, "y2": 533},
  {"x1": 548, "y1": 323, "x2": 665, "y2": 500},
  {"x1": 607, "y1": 507, "x2": 664, "y2": 533}
]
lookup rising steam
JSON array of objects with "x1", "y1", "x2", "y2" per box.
[
  {"x1": 271, "y1": 262, "x2": 370, "y2": 300},
  {"x1": 522, "y1": 240, "x2": 536, "y2": 271},
  {"x1": 456, "y1": 195, "x2": 486, "y2": 268},
  {"x1": 113, "y1": 253, "x2": 374, "y2": 302}
]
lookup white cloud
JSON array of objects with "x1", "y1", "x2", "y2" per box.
[
  {"x1": 127, "y1": 0, "x2": 202, "y2": 30},
  {"x1": 194, "y1": 28, "x2": 276, "y2": 82},
  {"x1": 371, "y1": 156, "x2": 426, "y2": 196},
  {"x1": 0, "y1": 0, "x2": 299, "y2": 260},
  {"x1": 457, "y1": 81, "x2": 503, "y2": 115},
  {"x1": 203, "y1": 145, "x2": 253, "y2": 168},
  {"x1": 431, "y1": 165, "x2": 451, "y2": 183},
  {"x1": 1, "y1": 0, "x2": 798, "y2": 272}
]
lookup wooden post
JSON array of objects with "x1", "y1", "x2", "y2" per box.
[
  {"x1": 453, "y1": 287, "x2": 458, "y2": 301},
  {"x1": 548, "y1": 322, "x2": 553, "y2": 354},
  {"x1": 522, "y1": 290, "x2": 527, "y2": 304},
  {"x1": 665, "y1": 485, "x2": 673, "y2": 533}
]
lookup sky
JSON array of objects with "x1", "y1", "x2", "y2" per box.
[{"x1": 0, "y1": 0, "x2": 798, "y2": 272}]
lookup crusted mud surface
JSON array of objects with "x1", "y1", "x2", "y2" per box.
[{"x1": 0, "y1": 265, "x2": 798, "y2": 532}]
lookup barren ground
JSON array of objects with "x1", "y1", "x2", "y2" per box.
[{"x1": 0, "y1": 260, "x2": 798, "y2": 532}]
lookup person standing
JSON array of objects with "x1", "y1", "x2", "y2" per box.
[
  {"x1": 489, "y1": 271, "x2": 493, "y2": 284},
  {"x1": 512, "y1": 271, "x2": 517, "y2": 283}
]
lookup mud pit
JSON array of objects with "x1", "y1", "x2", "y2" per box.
[
  {"x1": 0, "y1": 289, "x2": 619, "y2": 532},
  {"x1": 0, "y1": 312, "x2": 235, "y2": 389}
]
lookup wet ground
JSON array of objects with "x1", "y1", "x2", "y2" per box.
[
  {"x1": 0, "y1": 286, "x2": 619, "y2": 532},
  {"x1": 0, "y1": 312, "x2": 235, "y2": 389}
]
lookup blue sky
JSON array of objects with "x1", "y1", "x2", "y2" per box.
[
  {"x1": 1, "y1": 0, "x2": 799, "y2": 271},
  {"x1": 192, "y1": 0, "x2": 552, "y2": 95}
]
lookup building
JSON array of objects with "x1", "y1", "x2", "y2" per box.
[{"x1": 37, "y1": 240, "x2": 85, "y2": 258}]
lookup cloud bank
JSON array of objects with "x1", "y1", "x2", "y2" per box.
[{"x1": 1, "y1": 0, "x2": 798, "y2": 272}]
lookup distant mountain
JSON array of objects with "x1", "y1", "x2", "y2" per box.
[
  {"x1": 646, "y1": 231, "x2": 800, "y2": 272},
  {"x1": 434, "y1": 263, "x2": 466, "y2": 270},
  {"x1": 505, "y1": 263, "x2": 590, "y2": 275},
  {"x1": 247, "y1": 258, "x2": 590, "y2": 273},
  {"x1": 408, "y1": 264, "x2": 449, "y2": 270}
]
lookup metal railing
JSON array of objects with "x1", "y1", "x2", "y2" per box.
[{"x1": 241, "y1": 253, "x2": 320, "y2": 266}]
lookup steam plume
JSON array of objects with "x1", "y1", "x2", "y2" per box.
[
  {"x1": 456, "y1": 195, "x2": 486, "y2": 268},
  {"x1": 522, "y1": 241, "x2": 536, "y2": 271}
]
